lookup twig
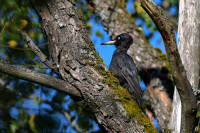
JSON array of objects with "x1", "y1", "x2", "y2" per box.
[
  {"x1": 18, "y1": 29, "x2": 55, "y2": 70},
  {"x1": 0, "y1": 24, "x2": 6, "y2": 36}
]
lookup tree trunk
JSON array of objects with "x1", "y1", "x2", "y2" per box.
[
  {"x1": 178, "y1": 0, "x2": 200, "y2": 90},
  {"x1": 30, "y1": 0, "x2": 156, "y2": 132},
  {"x1": 169, "y1": 0, "x2": 200, "y2": 132}
]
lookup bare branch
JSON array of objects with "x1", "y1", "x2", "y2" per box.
[
  {"x1": 18, "y1": 29, "x2": 55, "y2": 70},
  {"x1": 164, "y1": 10, "x2": 178, "y2": 31},
  {"x1": 0, "y1": 59, "x2": 82, "y2": 98},
  {"x1": 0, "y1": 24, "x2": 6, "y2": 36}
]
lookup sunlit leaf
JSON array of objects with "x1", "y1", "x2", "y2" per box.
[
  {"x1": 95, "y1": 30, "x2": 102, "y2": 38},
  {"x1": 8, "y1": 40, "x2": 17, "y2": 48},
  {"x1": 29, "y1": 114, "x2": 37, "y2": 133},
  {"x1": 20, "y1": 19, "x2": 28, "y2": 28},
  {"x1": 10, "y1": 121, "x2": 20, "y2": 133}
]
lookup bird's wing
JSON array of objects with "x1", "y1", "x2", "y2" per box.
[{"x1": 116, "y1": 53, "x2": 142, "y2": 106}]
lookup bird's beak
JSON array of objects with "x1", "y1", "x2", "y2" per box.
[{"x1": 101, "y1": 40, "x2": 116, "y2": 45}]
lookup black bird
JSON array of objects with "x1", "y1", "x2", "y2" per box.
[{"x1": 101, "y1": 33, "x2": 142, "y2": 108}]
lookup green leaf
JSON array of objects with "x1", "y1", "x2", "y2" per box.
[
  {"x1": 10, "y1": 121, "x2": 19, "y2": 133},
  {"x1": 95, "y1": 30, "x2": 102, "y2": 38},
  {"x1": 167, "y1": 0, "x2": 175, "y2": 4},
  {"x1": 149, "y1": 25, "x2": 157, "y2": 33},
  {"x1": 196, "y1": 105, "x2": 200, "y2": 118},
  {"x1": 145, "y1": 17, "x2": 152, "y2": 26},
  {"x1": 29, "y1": 115, "x2": 37, "y2": 133},
  {"x1": 32, "y1": 97, "x2": 39, "y2": 105}
]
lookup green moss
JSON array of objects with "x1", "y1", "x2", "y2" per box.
[
  {"x1": 118, "y1": 0, "x2": 126, "y2": 8},
  {"x1": 128, "y1": 13, "x2": 135, "y2": 23},
  {"x1": 85, "y1": 42, "x2": 157, "y2": 133},
  {"x1": 154, "y1": 47, "x2": 162, "y2": 53},
  {"x1": 153, "y1": 48, "x2": 174, "y2": 87},
  {"x1": 116, "y1": 14, "x2": 122, "y2": 22},
  {"x1": 163, "y1": 128, "x2": 171, "y2": 133},
  {"x1": 158, "y1": 53, "x2": 167, "y2": 61},
  {"x1": 154, "y1": 47, "x2": 171, "y2": 72},
  {"x1": 159, "y1": 54, "x2": 171, "y2": 73}
]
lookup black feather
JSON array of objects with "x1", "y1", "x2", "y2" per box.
[
  {"x1": 109, "y1": 52, "x2": 142, "y2": 108},
  {"x1": 103, "y1": 33, "x2": 143, "y2": 108}
]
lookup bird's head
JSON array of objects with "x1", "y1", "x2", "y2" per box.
[{"x1": 101, "y1": 33, "x2": 133, "y2": 49}]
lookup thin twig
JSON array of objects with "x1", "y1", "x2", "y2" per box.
[
  {"x1": 0, "y1": 24, "x2": 6, "y2": 36},
  {"x1": 18, "y1": 29, "x2": 55, "y2": 70}
]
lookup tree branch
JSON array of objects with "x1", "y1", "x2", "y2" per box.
[
  {"x1": 164, "y1": 10, "x2": 178, "y2": 31},
  {"x1": 18, "y1": 29, "x2": 56, "y2": 70},
  {"x1": 30, "y1": 0, "x2": 157, "y2": 132},
  {"x1": 0, "y1": 59, "x2": 82, "y2": 98},
  {"x1": 136, "y1": 0, "x2": 197, "y2": 132}
]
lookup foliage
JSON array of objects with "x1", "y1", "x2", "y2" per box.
[{"x1": 0, "y1": 0, "x2": 97, "y2": 132}]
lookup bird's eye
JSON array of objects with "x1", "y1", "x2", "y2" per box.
[{"x1": 117, "y1": 37, "x2": 120, "y2": 40}]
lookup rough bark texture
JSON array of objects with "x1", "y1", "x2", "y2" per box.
[
  {"x1": 178, "y1": 0, "x2": 200, "y2": 90},
  {"x1": 170, "y1": 0, "x2": 200, "y2": 132},
  {"x1": 30, "y1": 0, "x2": 157, "y2": 132},
  {"x1": 87, "y1": 0, "x2": 173, "y2": 131},
  {"x1": 136, "y1": 0, "x2": 197, "y2": 132}
]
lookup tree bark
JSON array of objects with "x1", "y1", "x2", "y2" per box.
[
  {"x1": 169, "y1": 0, "x2": 200, "y2": 132},
  {"x1": 87, "y1": 0, "x2": 173, "y2": 131},
  {"x1": 178, "y1": 0, "x2": 200, "y2": 90},
  {"x1": 29, "y1": 0, "x2": 157, "y2": 132},
  {"x1": 168, "y1": 87, "x2": 181, "y2": 133},
  {"x1": 136, "y1": 0, "x2": 197, "y2": 132}
]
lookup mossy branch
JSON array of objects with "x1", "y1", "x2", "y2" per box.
[{"x1": 136, "y1": 0, "x2": 197, "y2": 132}]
